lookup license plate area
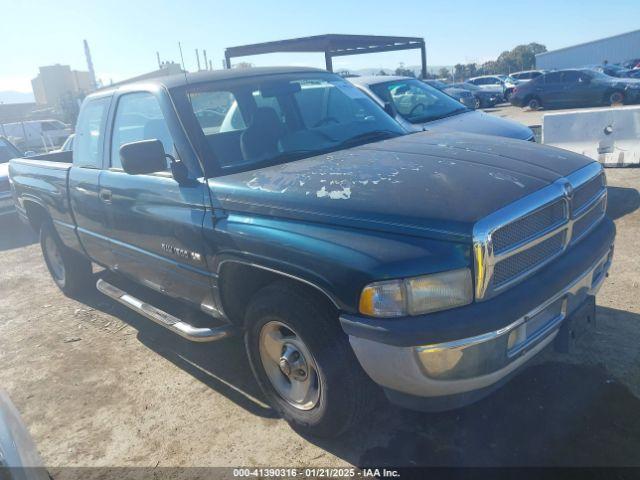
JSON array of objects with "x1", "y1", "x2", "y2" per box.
[{"x1": 507, "y1": 297, "x2": 565, "y2": 358}]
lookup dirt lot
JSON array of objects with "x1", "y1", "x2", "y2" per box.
[{"x1": 1, "y1": 168, "x2": 639, "y2": 470}]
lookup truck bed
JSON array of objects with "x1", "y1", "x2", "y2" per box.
[{"x1": 9, "y1": 151, "x2": 75, "y2": 239}]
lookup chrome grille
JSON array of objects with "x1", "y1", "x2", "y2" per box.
[
  {"x1": 474, "y1": 163, "x2": 607, "y2": 301},
  {"x1": 493, "y1": 231, "x2": 566, "y2": 287},
  {"x1": 491, "y1": 199, "x2": 566, "y2": 253}
]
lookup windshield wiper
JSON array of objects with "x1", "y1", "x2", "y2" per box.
[{"x1": 337, "y1": 130, "x2": 402, "y2": 149}]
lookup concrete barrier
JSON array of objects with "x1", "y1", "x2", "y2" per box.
[{"x1": 542, "y1": 106, "x2": 640, "y2": 167}]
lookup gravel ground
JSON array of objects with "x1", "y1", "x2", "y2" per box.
[{"x1": 0, "y1": 169, "x2": 639, "y2": 470}]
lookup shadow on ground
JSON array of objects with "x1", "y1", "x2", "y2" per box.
[
  {"x1": 606, "y1": 185, "x2": 640, "y2": 220},
  {"x1": 0, "y1": 214, "x2": 37, "y2": 251},
  {"x1": 69, "y1": 271, "x2": 640, "y2": 467}
]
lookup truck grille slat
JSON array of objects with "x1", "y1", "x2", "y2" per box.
[
  {"x1": 491, "y1": 200, "x2": 566, "y2": 253},
  {"x1": 493, "y1": 231, "x2": 566, "y2": 287},
  {"x1": 572, "y1": 197, "x2": 606, "y2": 242},
  {"x1": 573, "y1": 173, "x2": 605, "y2": 213}
]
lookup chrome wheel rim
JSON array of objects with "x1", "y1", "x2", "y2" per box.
[
  {"x1": 610, "y1": 92, "x2": 623, "y2": 104},
  {"x1": 44, "y1": 234, "x2": 65, "y2": 283},
  {"x1": 259, "y1": 321, "x2": 321, "y2": 411}
]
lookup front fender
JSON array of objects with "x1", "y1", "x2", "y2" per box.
[{"x1": 204, "y1": 212, "x2": 471, "y2": 313}]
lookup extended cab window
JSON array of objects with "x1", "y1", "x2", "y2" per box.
[
  {"x1": 184, "y1": 72, "x2": 404, "y2": 171},
  {"x1": 110, "y1": 92, "x2": 174, "y2": 170},
  {"x1": 73, "y1": 97, "x2": 110, "y2": 168}
]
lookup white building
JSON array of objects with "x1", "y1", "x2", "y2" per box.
[{"x1": 536, "y1": 29, "x2": 640, "y2": 70}]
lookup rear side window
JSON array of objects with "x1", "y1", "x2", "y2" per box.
[
  {"x1": 110, "y1": 92, "x2": 174, "y2": 170},
  {"x1": 73, "y1": 97, "x2": 110, "y2": 168}
]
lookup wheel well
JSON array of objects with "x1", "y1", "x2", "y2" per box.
[
  {"x1": 218, "y1": 262, "x2": 338, "y2": 327},
  {"x1": 23, "y1": 200, "x2": 50, "y2": 233}
]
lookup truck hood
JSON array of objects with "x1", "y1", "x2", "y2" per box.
[
  {"x1": 209, "y1": 132, "x2": 592, "y2": 242},
  {"x1": 419, "y1": 110, "x2": 533, "y2": 140}
]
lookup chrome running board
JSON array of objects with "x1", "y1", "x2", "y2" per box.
[{"x1": 96, "y1": 279, "x2": 234, "y2": 342}]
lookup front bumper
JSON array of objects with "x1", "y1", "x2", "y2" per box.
[{"x1": 343, "y1": 223, "x2": 615, "y2": 409}]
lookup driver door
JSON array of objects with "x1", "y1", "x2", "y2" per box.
[{"x1": 100, "y1": 90, "x2": 213, "y2": 307}]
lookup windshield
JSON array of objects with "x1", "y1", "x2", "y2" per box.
[
  {"x1": 0, "y1": 137, "x2": 21, "y2": 164},
  {"x1": 183, "y1": 72, "x2": 405, "y2": 172},
  {"x1": 370, "y1": 78, "x2": 468, "y2": 125}
]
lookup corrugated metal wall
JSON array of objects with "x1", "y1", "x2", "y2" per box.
[{"x1": 536, "y1": 30, "x2": 640, "y2": 69}]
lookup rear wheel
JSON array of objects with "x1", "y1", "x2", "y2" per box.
[
  {"x1": 608, "y1": 90, "x2": 624, "y2": 106},
  {"x1": 40, "y1": 221, "x2": 93, "y2": 295},
  {"x1": 527, "y1": 96, "x2": 542, "y2": 110},
  {"x1": 244, "y1": 281, "x2": 374, "y2": 437}
]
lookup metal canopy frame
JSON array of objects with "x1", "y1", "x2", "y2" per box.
[{"x1": 224, "y1": 34, "x2": 427, "y2": 78}]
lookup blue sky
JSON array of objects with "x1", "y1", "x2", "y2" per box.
[{"x1": 2, "y1": 0, "x2": 640, "y2": 92}]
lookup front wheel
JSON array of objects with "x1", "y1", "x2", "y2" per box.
[
  {"x1": 244, "y1": 281, "x2": 374, "y2": 437},
  {"x1": 474, "y1": 97, "x2": 481, "y2": 109},
  {"x1": 40, "y1": 221, "x2": 93, "y2": 295}
]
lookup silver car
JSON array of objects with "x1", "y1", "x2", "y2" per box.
[
  {"x1": 0, "y1": 137, "x2": 22, "y2": 217},
  {"x1": 350, "y1": 76, "x2": 534, "y2": 141}
]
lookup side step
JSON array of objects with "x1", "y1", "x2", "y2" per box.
[{"x1": 96, "y1": 279, "x2": 235, "y2": 342}]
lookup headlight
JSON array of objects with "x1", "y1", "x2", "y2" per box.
[{"x1": 358, "y1": 268, "x2": 473, "y2": 318}]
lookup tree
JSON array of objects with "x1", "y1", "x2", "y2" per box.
[
  {"x1": 438, "y1": 67, "x2": 451, "y2": 80},
  {"x1": 377, "y1": 69, "x2": 388, "y2": 76},
  {"x1": 233, "y1": 61, "x2": 254, "y2": 69},
  {"x1": 395, "y1": 62, "x2": 415, "y2": 77}
]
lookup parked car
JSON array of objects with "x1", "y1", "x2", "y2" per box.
[
  {"x1": 0, "y1": 136, "x2": 22, "y2": 217},
  {"x1": 421, "y1": 79, "x2": 477, "y2": 109},
  {"x1": 54, "y1": 133, "x2": 75, "y2": 153},
  {"x1": 511, "y1": 68, "x2": 640, "y2": 110},
  {"x1": 508, "y1": 70, "x2": 545, "y2": 83},
  {"x1": 450, "y1": 82, "x2": 500, "y2": 108},
  {"x1": 622, "y1": 58, "x2": 640, "y2": 69},
  {"x1": 0, "y1": 390, "x2": 48, "y2": 479},
  {"x1": 0, "y1": 119, "x2": 72, "y2": 150},
  {"x1": 351, "y1": 76, "x2": 534, "y2": 140},
  {"x1": 10, "y1": 67, "x2": 615, "y2": 437},
  {"x1": 467, "y1": 75, "x2": 507, "y2": 101},
  {"x1": 591, "y1": 64, "x2": 633, "y2": 78}
]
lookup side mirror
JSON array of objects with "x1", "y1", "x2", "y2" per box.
[
  {"x1": 120, "y1": 139, "x2": 167, "y2": 175},
  {"x1": 383, "y1": 101, "x2": 398, "y2": 118}
]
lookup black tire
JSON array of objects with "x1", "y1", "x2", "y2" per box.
[
  {"x1": 608, "y1": 90, "x2": 624, "y2": 106},
  {"x1": 244, "y1": 280, "x2": 374, "y2": 438},
  {"x1": 527, "y1": 96, "x2": 542, "y2": 110},
  {"x1": 474, "y1": 97, "x2": 481, "y2": 109},
  {"x1": 40, "y1": 221, "x2": 93, "y2": 295}
]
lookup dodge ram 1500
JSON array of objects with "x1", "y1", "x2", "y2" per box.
[{"x1": 9, "y1": 67, "x2": 615, "y2": 437}]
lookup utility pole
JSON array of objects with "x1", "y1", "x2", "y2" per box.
[
  {"x1": 156, "y1": 51, "x2": 161, "y2": 69},
  {"x1": 195, "y1": 49, "x2": 201, "y2": 71},
  {"x1": 203, "y1": 49, "x2": 209, "y2": 70},
  {"x1": 83, "y1": 39, "x2": 97, "y2": 90}
]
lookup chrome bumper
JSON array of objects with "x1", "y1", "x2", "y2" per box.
[{"x1": 349, "y1": 246, "x2": 614, "y2": 399}]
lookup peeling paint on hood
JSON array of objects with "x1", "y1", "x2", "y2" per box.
[{"x1": 209, "y1": 131, "x2": 594, "y2": 242}]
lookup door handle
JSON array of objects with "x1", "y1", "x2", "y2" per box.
[{"x1": 99, "y1": 189, "x2": 112, "y2": 203}]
